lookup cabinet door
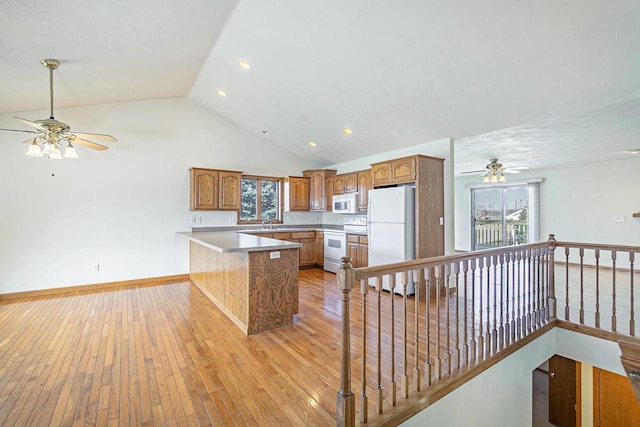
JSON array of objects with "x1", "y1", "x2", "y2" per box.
[
  {"x1": 219, "y1": 171, "x2": 242, "y2": 210},
  {"x1": 357, "y1": 170, "x2": 371, "y2": 211},
  {"x1": 325, "y1": 177, "x2": 334, "y2": 210},
  {"x1": 392, "y1": 157, "x2": 416, "y2": 183},
  {"x1": 288, "y1": 177, "x2": 310, "y2": 211},
  {"x1": 358, "y1": 243, "x2": 368, "y2": 268},
  {"x1": 307, "y1": 170, "x2": 327, "y2": 211},
  {"x1": 190, "y1": 168, "x2": 219, "y2": 210},
  {"x1": 315, "y1": 232, "x2": 324, "y2": 265},
  {"x1": 371, "y1": 162, "x2": 392, "y2": 187},
  {"x1": 298, "y1": 238, "x2": 316, "y2": 266},
  {"x1": 344, "y1": 173, "x2": 358, "y2": 193},
  {"x1": 333, "y1": 175, "x2": 345, "y2": 195},
  {"x1": 347, "y1": 242, "x2": 359, "y2": 267}
]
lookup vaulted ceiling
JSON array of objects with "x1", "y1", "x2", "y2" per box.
[{"x1": 2, "y1": 0, "x2": 639, "y2": 173}]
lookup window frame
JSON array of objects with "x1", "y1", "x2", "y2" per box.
[{"x1": 238, "y1": 175, "x2": 284, "y2": 224}]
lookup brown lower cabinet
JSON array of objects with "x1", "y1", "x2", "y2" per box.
[
  {"x1": 249, "y1": 230, "x2": 322, "y2": 268},
  {"x1": 347, "y1": 234, "x2": 368, "y2": 268}
]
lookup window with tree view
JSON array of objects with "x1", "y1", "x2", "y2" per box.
[{"x1": 240, "y1": 176, "x2": 282, "y2": 223}]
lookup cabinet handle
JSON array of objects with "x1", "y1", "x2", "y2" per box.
[{"x1": 550, "y1": 372, "x2": 555, "y2": 378}]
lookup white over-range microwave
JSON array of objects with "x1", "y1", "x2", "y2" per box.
[{"x1": 332, "y1": 193, "x2": 360, "y2": 214}]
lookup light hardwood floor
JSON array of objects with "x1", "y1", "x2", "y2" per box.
[
  {"x1": 1, "y1": 266, "x2": 635, "y2": 426},
  {"x1": 0, "y1": 270, "x2": 346, "y2": 426}
]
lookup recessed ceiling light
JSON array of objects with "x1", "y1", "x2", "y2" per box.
[
  {"x1": 238, "y1": 60, "x2": 252, "y2": 70},
  {"x1": 262, "y1": 130, "x2": 271, "y2": 135},
  {"x1": 342, "y1": 128, "x2": 353, "y2": 135},
  {"x1": 308, "y1": 142, "x2": 317, "y2": 147},
  {"x1": 626, "y1": 148, "x2": 640, "y2": 154},
  {"x1": 216, "y1": 89, "x2": 227, "y2": 97}
]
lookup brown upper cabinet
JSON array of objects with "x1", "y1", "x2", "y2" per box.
[
  {"x1": 284, "y1": 176, "x2": 310, "y2": 211},
  {"x1": 371, "y1": 156, "x2": 417, "y2": 187},
  {"x1": 333, "y1": 172, "x2": 358, "y2": 195},
  {"x1": 303, "y1": 169, "x2": 337, "y2": 211},
  {"x1": 190, "y1": 167, "x2": 242, "y2": 211},
  {"x1": 357, "y1": 170, "x2": 371, "y2": 211},
  {"x1": 325, "y1": 176, "x2": 334, "y2": 211}
]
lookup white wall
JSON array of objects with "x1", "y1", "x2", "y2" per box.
[
  {"x1": 327, "y1": 138, "x2": 455, "y2": 255},
  {"x1": 454, "y1": 157, "x2": 640, "y2": 251},
  {"x1": 404, "y1": 328, "x2": 625, "y2": 426},
  {"x1": 0, "y1": 98, "x2": 314, "y2": 294}
]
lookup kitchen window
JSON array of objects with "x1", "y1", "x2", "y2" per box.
[{"x1": 240, "y1": 175, "x2": 283, "y2": 223}]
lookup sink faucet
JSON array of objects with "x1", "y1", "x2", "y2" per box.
[{"x1": 262, "y1": 220, "x2": 273, "y2": 230}]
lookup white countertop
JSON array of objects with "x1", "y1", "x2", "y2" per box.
[{"x1": 176, "y1": 231, "x2": 302, "y2": 253}]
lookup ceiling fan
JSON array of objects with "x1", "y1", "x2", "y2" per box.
[
  {"x1": 0, "y1": 59, "x2": 116, "y2": 159},
  {"x1": 461, "y1": 159, "x2": 528, "y2": 183}
]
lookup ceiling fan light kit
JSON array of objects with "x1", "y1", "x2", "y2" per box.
[{"x1": 1, "y1": 59, "x2": 117, "y2": 160}]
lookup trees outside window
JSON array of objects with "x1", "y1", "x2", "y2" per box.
[{"x1": 240, "y1": 176, "x2": 282, "y2": 223}]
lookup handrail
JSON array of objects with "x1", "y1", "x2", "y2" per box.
[{"x1": 336, "y1": 234, "x2": 640, "y2": 426}]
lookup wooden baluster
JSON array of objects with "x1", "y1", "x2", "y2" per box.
[
  {"x1": 595, "y1": 249, "x2": 600, "y2": 328},
  {"x1": 470, "y1": 259, "x2": 477, "y2": 363},
  {"x1": 541, "y1": 248, "x2": 548, "y2": 322},
  {"x1": 445, "y1": 263, "x2": 452, "y2": 375},
  {"x1": 360, "y1": 276, "x2": 369, "y2": 424},
  {"x1": 499, "y1": 253, "x2": 506, "y2": 349},
  {"x1": 486, "y1": 256, "x2": 492, "y2": 355},
  {"x1": 564, "y1": 247, "x2": 570, "y2": 321},
  {"x1": 375, "y1": 276, "x2": 383, "y2": 415},
  {"x1": 389, "y1": 274, "x2": 397, "y2": 407},
  {"x1": 526, "y1": 249, "x2": 533, "y2": 333},
  {"x1": 579, "y1": 248, "x2": 585, "y2": 324},
  {"x1": 630, "y1": 252, "x2": 635, "y2": 336},
  {"x1": 509, "y1": 251, "x2": 516, "y2": 342},
  {"x1": 612, "y1": 250, "x2": 617, "y2": 332},
  {"x1": 401, "y1": 271, "x2": 409, "y2": 399},
  {"x1": 435, "y1": 265, "x2": 442, "y2": 380},
  {"x1": 336, "y1": 257, "x2": 355, "y2": 427},
  {"x1": 462, "y1": 260, "x2": 470, "y2": 368},
  {"x1": 548, "y1": 234, "x2": 557, "y2": 320},
  {"x1": 415, "y1": 268, "x2": 423, "y2": 390},
  {"x1": 516, "y1": 249, "x2": 523, "y2": 339},
  {"x1": 491, "y1": 255, "x2": 498, "y2": 354},
  {"x1": 536, "y1": 248, "x2": 542, "y2": 327},
  {"x1": 454, "y1": 262, "x2": 461, "y2": 371},
  {"x1": 478, "y1": 257, "x2": 485, "y2": 360}
]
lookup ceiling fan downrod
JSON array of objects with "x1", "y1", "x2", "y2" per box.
[{"x1": 40, "y1": 59, "x2": 59, "y2": 120}]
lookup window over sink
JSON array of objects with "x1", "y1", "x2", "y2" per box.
[{"x1": 240, "y1": 175, "x2": 283, "y2": 223}]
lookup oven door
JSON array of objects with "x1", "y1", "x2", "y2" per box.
[{"x1": 323, "y1": 231, "x2": 347, "y2": 273}]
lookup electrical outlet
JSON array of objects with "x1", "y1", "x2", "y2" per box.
[
  {"x1": 613, "y1": 216, "x2": 625, "y2": 222},
  {"x1": 190, "y1": 216, "x2": 196, "y2": 223},
  {"x1": 92, "y1": 263, "x2": 100, "y2": 271},
  {"x1": 196, "y1": 216, "x2": 202, "y2": 223},
  {"x1": 270, "y1": 251, "x2": 281, "y2": 259}
]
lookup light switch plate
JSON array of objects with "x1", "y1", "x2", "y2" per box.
[{"x1": 613, "y1": 216, "x2": 625, "y2": 222}]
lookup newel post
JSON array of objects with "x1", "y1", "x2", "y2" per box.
[
  {"x1": 337, "y1": 256, "x2": 356, "y2": 427},
  {"x1": 547, "y1": 234, "x2": 557, "y2": 319}
]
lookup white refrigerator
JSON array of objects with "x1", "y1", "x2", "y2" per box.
[{"x1": 367, "y1": 186, "x2": 415, "y2": 294}]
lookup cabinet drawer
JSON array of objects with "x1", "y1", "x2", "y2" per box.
[
  {"x1": 292, "y1": 231, "x2": 315, "y2": 239},
  {"x1": 347, "y1": 234, "x2": 359, "y2": 243},
  {"x1": 359, "y1": 236, "x2": 368, "y2": 244},
  {"x1": 272, "y1": 232, "x2": 292, "y2": 240}
]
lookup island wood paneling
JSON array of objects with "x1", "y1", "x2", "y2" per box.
[
  {"x1": 248, "y1": 250, "x2": 299, "y2": 334},
  {"x1": 189, "y1": 241, "x2": 299, "y2": 334}
]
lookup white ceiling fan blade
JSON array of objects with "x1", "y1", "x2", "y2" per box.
[
  {"x1": 73, "y1": 132, "x2": 117, "y2": 143},
  {"x1": 0, "y1": 127, "x2": 41, "y2": 134},
  {"x1": 460, "y1": 169, "x2": 487, "y2": 175},
  {"x1": 72, "y1": 137, "x2": 109, "y2": 151},
  {"x1": 14, "y1": 117, "x2": 46, "y2": 131}
]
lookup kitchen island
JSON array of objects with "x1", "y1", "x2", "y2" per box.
[{"x1": 177, "y1": 231, "x2": 301, "y2": 334}]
